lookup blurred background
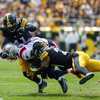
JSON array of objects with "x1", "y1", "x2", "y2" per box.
[{"x1": 0, "y1": 0, "x2": 100, "y2": 59}]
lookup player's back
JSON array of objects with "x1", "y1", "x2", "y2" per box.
[{"x1": 48, "y1": 48, "x2": 73, "y2": 69}]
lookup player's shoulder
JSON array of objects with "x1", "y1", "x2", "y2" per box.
[{"x1": 19, "y1": 18, "x2": 28, "y2": 27}]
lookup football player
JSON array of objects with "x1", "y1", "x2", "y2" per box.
[
  {"x1": 0, "y1": 13, "x2": 37, "y2": 47},
  {"x1": 1, "y1": 38, "x2": 96, "y2": 85}
]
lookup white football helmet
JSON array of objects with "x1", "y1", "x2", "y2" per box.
[{"x1": 3, "y1": 43, "x2": 18, "y2": 59}]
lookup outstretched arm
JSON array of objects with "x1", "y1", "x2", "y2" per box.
[{"x1": 25, "y1": 23, "x2": 37, "y2": 32}]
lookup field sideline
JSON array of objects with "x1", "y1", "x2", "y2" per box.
[{"x1": 0, "y1": 60, "x2": 100, "y2": 100}]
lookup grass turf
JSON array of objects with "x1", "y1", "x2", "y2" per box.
[{"x1": 0, "y1": 60, "x2": 100, "y2": 100}]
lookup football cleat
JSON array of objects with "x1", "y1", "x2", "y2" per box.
[
  {"x1": 79, "y1": 72, "x2": 94, "y2": 85},
  {"x1": 38, "y1": 80, "x2": 47, "y2": 93},
  {"x1": 58, "y1": 78, "x2": 68, "y2": 93}
]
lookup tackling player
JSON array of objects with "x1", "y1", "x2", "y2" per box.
[{"x1": 0, "y1": 13, "x2": 37, "y2": 47}]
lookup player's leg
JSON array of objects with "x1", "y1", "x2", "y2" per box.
[
  {"x1": 71, "y1": 51, "x2": 90, "y2": 78},
  {"x1": 73, "y1": 53, "x2": 89, "y2": 75},
  {"x1": 86, "y1": 59, "x2": 100, "y2": 72},
  {"x1": 23, "y1": 71, "x2": 47, "y2": 93},
  {"x1": 19, "y1": 58, "x2": 47, "y2": 93},
  {"x1": 43, "y1": 67, "x2": 68, "y2": 93},
  {"x1": 73, "y1": 51, "x2": 94, "y2": 84}
]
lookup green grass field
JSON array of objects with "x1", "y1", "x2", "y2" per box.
[{"x1": 0, "y1": 60, "x2": 100, "y2": 100}]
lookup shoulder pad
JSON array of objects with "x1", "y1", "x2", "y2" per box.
[{"x1": 20, "y1": 18, "x2": 28, "y2": 27}]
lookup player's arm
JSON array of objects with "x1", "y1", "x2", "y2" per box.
[
  {"x1": 25, "y1": 23, "x2": 37, "y2": 32},
  {"x1": 20, "y1": 18, "x2": 37, "y2": 32}
]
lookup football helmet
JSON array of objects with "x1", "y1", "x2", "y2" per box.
[
  {"x1": 3, "y1": 43, "x2": 18, "y2": 59},
  {"x1": 3, "y1": 13, "x2": 18, "y2": 32}
]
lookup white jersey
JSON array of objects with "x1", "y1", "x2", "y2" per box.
[{"x1": 19, "y1": 37, "x2": 48, "y2": 60}]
